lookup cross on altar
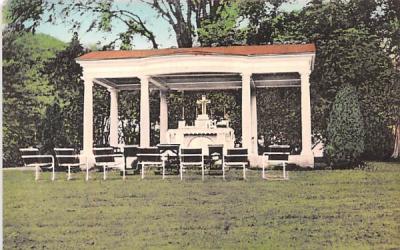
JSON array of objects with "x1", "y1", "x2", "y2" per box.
[{"x1": 197, "y1": 95, "x2": 211, "y2": 115}]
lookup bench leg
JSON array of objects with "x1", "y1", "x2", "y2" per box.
[
  {"x1": 262, "y1": 159, "x2": 265, "y2": 179},
  {"x1": 243, "y1": 164, "x2": 246, "y2": 180},
  {"x1": 122, "y1": 167, "x2": 126, "y2": 180},
  {"x1": 222, "y1": 164, "x2": 225, "y2": 181},
  {"x1": 68, "y1": 166, "x2": 71, "y2": 181},
  {"x1": 141, "y1": 164, "x2": 144, "y2": 179},
  {"x1": 202, "y1": 163, "x2": 204, "y2": 181},
  {"x1": 162, "y1": 162, "x2": 165, "y2": 180},
  {"x1": 35, "y1": 165, "x2": 39, "y2": 181},
  {"x1": 52, "y1": 165, "x2": 55, "y2": 181},
  {"x1": 283, "y1": 162, "x2": 288, "y2": 180},
  {"x1": 180, "y1": 164, "x2": 183, "y2": 181},
  {"x1": 86, "y1": 165, "x2": 89, "y2": 181},
  {"x1": 103, "y1": 165, "x2": 107, "y2": 180}
]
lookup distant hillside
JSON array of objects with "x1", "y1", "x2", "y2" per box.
[{"x1": 16, "y1": 32, "x2": 66, "y2": 60}]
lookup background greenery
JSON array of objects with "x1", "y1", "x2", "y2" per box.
[
  {"x1": 326, "y1": 85, "x2": 365, "y2": 166},
  {"x1": 3, "y1": 0, "x2": 400, "y2": 167}
]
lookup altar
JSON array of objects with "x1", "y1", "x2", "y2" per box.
[{"x1": 166, "y1": 95, "x2": 235, "y2": 154}]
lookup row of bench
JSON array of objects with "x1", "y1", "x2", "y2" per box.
[{"x1": 19, "y1": 144, "x2": 290, "y2": 181}]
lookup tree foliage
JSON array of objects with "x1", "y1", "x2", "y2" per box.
[
  {"x1": 119, "y1": 91, "x2": 140, "y2": 145},
  {"x1": 3, "y1": 0, "x2": 44, "y2": 33},
  {"x1": 5, "y1": 0, "x2": 238, "y2": 49},
  {"x1": 326, "y1": 85, "x2": 365, "y2": 167},
  {"x1": 257, "y1": 88, "x2": 301, "y2": 150},
  {"x1": 42, "y1": 33, "x2": 85, "y2": 151},
  {"x1": 3, "y1": 31, "x2": 65, "y2": 166},
  {"x1": 239, "y1": 0, "x2": 293, "y2": 44},
  {"x1": 197, "y1": 1, "x2": 246, "y2": 46},
  {"x1": 39, "y1": 102, "x2": 68, "y2": 154},
  {"x1": 310, "y1": 27, "x2": 399, "y2": 159}
]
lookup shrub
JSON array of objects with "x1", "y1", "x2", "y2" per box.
[
  {"x1": 362, "y1": 116, "x2": 394, "y2": 160},
  {"x1": 326, "y1": 85, "x2": 365, "y2": 167}
]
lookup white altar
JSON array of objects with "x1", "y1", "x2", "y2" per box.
[{"x1": 166, "y1": 95, "x2": 235, "y2": 154}]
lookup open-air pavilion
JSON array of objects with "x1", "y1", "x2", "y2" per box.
[{"x1": 76, "y1": 44, "x2": 316, "y2": 167}]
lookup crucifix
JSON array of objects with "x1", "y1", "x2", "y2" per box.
[{"x1": 197, "y1": 95, "x2": 211, "y2": 116}]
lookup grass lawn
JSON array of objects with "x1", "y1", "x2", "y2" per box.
[{"x1": 4, "y1": 162, "x2": 400, "y2": 249}]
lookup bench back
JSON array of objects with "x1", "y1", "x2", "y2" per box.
[
  {"x1": 265, "y1": 145, "x2": 290, "y2": 161},
  {"x1": 137, "y1": 147, "x2": 162, "y2": 163},
  {"x1": 20, "y1": 148, "x2": 40, "y2": 166},
  {"x1": 180, "y1": 148, "x2": 203, "y2": 163},
  {"x1": 93, "y1": 147, "x2": 115, "y2": 163},
  {"x1": 54, "y1": 148, "x2": 79, "y2": 166},
  {"x1": 123, "y1": 145, "x2": 139, "y2": 158},
  {"x1": 225, "y1": 148, "x2": 248, "y2": 163}
]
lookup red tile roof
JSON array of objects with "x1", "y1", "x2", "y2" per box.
[{"x1": 78, "y1": 44, "x2": 316, "y2": 60}]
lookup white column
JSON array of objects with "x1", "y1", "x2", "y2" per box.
[
  {"x1": 300, "y1": 71, "x2": 314, "y2": 167},
  {"x1": 109, "y1": 88, "x2": 119, "y2": 147},
  {"x1": 140, "y1": 76, "x2": 150, "y2": 147},
  {"x1": 83, "y1": 78, "x2": 94, "y2": 154},
  {"x1": 159, "y1": 90, "x2": 168, "y2": 144},
  {"x1": 251, "y1": 89, "x2": 258, "y2": 155},
  {"x1": 82, "y1": 77, "x2": 95, "y2": 168},
  {"x1": 241, "y1": 73, "x2": 252, "y2": 150}
]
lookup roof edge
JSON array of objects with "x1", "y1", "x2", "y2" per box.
[{"x1": 77, "y1": 44, "x2": 316, "y2": 61}]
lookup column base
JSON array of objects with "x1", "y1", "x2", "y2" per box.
[
  {"x1": 248, "y1": 154, "x2": 262, "y2": 168},
  {"x1": 299, "y1": 150, "x2": 314, "y2": 168},
  {"x1": 80, "y1": 150, "x2": 95, "y2": 169}
]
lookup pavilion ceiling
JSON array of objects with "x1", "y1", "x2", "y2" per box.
[{"x1": 95, "y1": 72, "x2": 301, "y2": 91}]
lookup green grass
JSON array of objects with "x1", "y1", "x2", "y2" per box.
[{"x1": 4, "y1": 162, "x2": 400, "y2": 249}]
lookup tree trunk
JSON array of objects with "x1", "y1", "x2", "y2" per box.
[
  {"x1": 176, "y1": 30, "x2": 193, "y2": 48},
  {"x1": 392, "y1": 120, "x2": 400, "y2": 158},
  {"x1": 173, "y1": 22, "x2": 193, "y2": 48}
]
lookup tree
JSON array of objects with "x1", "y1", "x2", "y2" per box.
[
  {"x1": 39, "y1": 102, "x2": 68, "y2": 154},
  {"x1": 257, "y1": 88, "x2": 301, "y2": 150},
  {"x1": 3, "y1": 0, "x2": 44, "y2": 33},
  {"x1": 6, "y1": 0, "x2": 293, "y2": 49},
  {"x1": 43, "y1": 33, "x2": 85, "y2": 150},
  {"x1": 310, "y1": 28, "x2": 399, "y2": 159},
  {"x1": 2, "y1": 31, "x2": 65, "y2": 166},
  {"x1": 119, "y1": 91, "x2": 140, "y2": 145},
  {"x1": 239, "y1": 0, "x2": 291, "y2": 45},
  {"x1": 197, "y1": 1, "x2": 246, "y2": 46},
  {"x1": 278, "y1": 0, "x2": 400, "y2": 159},
  {"x1": 326, "y1": 85, "x2": 365, "y2": 167},
  {"x1": 6, "y1": 0, "x2": 233, "y2": 49},
  {"x1": 93, "y1": 85, "x2": 110, "y2": 146}
]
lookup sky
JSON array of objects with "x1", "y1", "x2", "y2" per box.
[{"x1": 8, "y1": 0, "x2": 310, "y2": 49}]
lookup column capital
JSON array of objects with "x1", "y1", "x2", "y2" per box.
[
  {"x1": 241, "y1": 72, "x2": 252, "y2": 78},
  {"x1": 299, "y1": 70, "x2": 311, "y2": 78},
  {"x1": 107, "y1": 87, "x2": 119, "y2": 93},
  {"x1": 82, "y1": 77, "x2": 94, "y2": 87},
  {"x1": 138, "y1": 75, "x2": 150, "y2": 82}
]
